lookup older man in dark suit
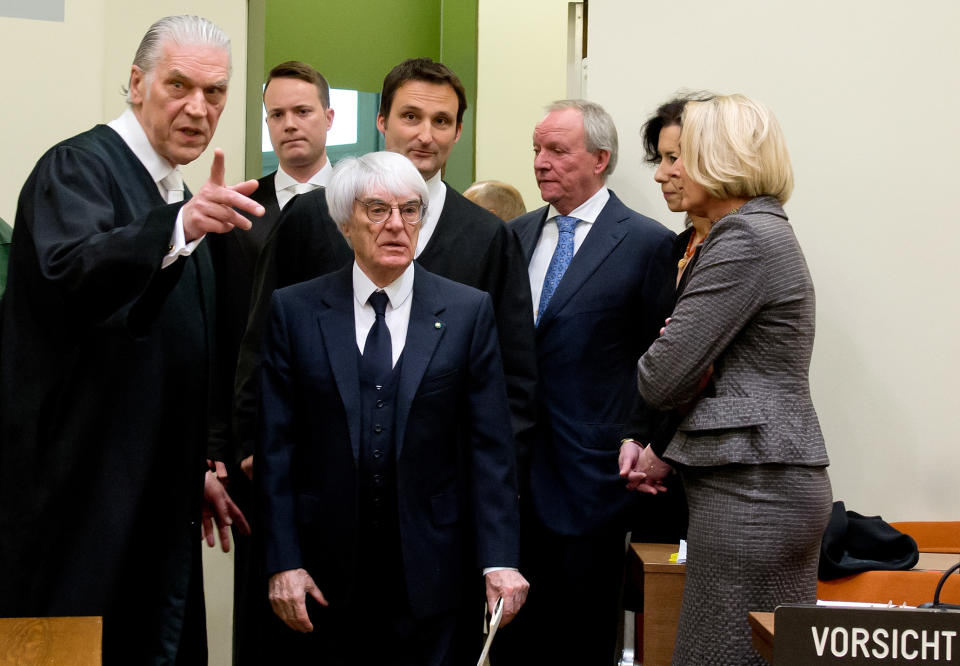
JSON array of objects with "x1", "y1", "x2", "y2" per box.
[
  {"x1": 494, "y1": 100, "x2": 675, "y2": 665},
  {"x1": 258, "y1": 151, "x2": 527, "y2": 665},
  {"x1": 232, "y1": 58, "x2": 536, "y2": 479},
  {"x1": 0, "y1": 15, "x2": 260, "y2": 664}
]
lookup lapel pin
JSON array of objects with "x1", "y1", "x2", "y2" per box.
[{"x1": 434, "y1": 321, "x2": 443, "y2": 329}]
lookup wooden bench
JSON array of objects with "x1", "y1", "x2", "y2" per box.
[{"x1": 0, "y1": 616, "x2": 102, "y2": 665}]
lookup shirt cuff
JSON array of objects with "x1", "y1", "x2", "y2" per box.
[
  {"x1": 482, "y1": 566, "x2": 518, "y2": 576},
  {"x1": 162, "y1": 208, "x2": 205, "y2": 269}
]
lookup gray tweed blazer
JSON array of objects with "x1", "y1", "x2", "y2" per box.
[{"x1": 637, "y1": 195, "x2": 830, "y2": 467}]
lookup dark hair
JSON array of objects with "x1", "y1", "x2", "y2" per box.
[
  {"x1": 379, "y1": 58, "x2": 467, "y2": 126},
  {"x1": 264, "y1": 60, "x2": 330, "y2": 109},
  {"x1": 640, "y1": 92, "x2": 713, "y2": 164}
]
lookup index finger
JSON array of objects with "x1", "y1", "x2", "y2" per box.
[
  {"x1": 201, "y1": 513, "x2": 215, "y2": 547},
  {"x1": 229, "y1": 500, "x2": 252, "y2": 536},
  {"x1": 218, "y1": 523, "x2": 231, "y2": 553},
  {"x1": 209, "y1": 148, "x2": 226, "y2": 187},
  {"x1": 221, "y1": 188, "x2": 265, "y2": 219}
]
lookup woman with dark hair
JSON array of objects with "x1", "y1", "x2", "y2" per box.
[
  {"x1": 618, "y1": 94, "x2": 712, "y2": 542},
  {"x1": 641, "y1": 93, "x2": 714, "y2": 291},
  {"x1": 620, "y1": 94, "x2": 832, "y2": 664}
]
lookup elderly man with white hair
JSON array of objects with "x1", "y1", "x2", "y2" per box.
[
  {"x1": 0, "y1": 14, "x2": 261, "y2": 664},
  {"x1": 257, "y1": 151, "x2": 528, "y2": 665}
]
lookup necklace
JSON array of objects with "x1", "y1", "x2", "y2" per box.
[
  {"x1": 677, "y1": 231, "x2": 705, "y2": 270},
  {"x1": 710, "y1": 205, "x2": 741, "y2": 223}
]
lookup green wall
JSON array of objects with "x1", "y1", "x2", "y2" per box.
[{"x1": 246, "y1": 0, "x2": 478, "y2": 190}]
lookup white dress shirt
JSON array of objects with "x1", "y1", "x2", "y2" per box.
[
  {"x1": 414, "y1": 171, "x2": 447, "y2": 258},
  {"x1": 527, "y1": 186, "x2": 610, "y2": 321},
  {"x1": 107, "y1": 109, "x2": 201, "y2": 269},
  {"x1": 274, "y1": 160, "x2": 332, "y2": 211},
  {"x1": 352, "y1": 262, "x2": 414, "y2": 367}
]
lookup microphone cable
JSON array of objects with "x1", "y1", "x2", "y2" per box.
[{"x1": 918, "y1": 561, "x2": 960, "y2": 610}]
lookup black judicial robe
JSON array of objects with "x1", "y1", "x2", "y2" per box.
[{"x1": 0, "y1": 125, "x2": 212, "y2": 664}]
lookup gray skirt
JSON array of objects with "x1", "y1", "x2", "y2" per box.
[{"x1": 672, "y1": 464, "x2": 832, "y2": 665}]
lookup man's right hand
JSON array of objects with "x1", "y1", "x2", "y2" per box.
[
  {"x1": 182, "y1": 148, "x2": 264, "y2": 241},
  {"x1": 269, "y1": 568, "x2": 328, "y2": 633}
]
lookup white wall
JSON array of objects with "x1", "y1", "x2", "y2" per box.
[
  {"x1": 586, "y1": 0, "x2": 960, "y2": 520},
  {"x1": 475, "y1": 0, "x2": 571, "y2": 211},
  {"x1": 0, "y1": 4, "x2": 246, "y2": 663},
  {"x1": 0, "y1": 1, "x2": 247, "y2": 224},
  {"x1": 1, "y1": 3, "x2": 104, "y2": 224}
]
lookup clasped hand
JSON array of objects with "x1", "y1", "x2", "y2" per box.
[{"x1": 618, "y1": 440, "x2": 672, "y2": 494}]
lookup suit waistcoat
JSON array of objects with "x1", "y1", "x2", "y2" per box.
[{"x1": 357, "y1": 351, "x2": 406, "y2": 603}]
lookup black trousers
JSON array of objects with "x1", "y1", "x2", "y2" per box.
[
  {"x1": 266, "y1": 580, "x2": 463, "y2": 666},
  {"x1": 266, "y1": 523, "x2": 475, "y2": 666},
  {"x1": 491, "y1": 513, "x2": 626, "y2": 666},
  {"x1": 228, "y1": 467, "x2": 294, "y2": 666}
]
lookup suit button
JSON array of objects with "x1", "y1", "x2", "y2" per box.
[
  {"x1": 372, "y1": 497, "x2": 382, "y2": 506},
  {"x1": 374, "y1": 424, "x2": 383, "y2": 434},
  {"x1": 372, "y1": 520, "x2": 382, "y2": 529},
  {"x1": 373, "y1": 474, "x2": 383, "y2": 486},
  {"x1": 373, "y1": 449, "x2": 383, "y2": 459},
  {"x1": 376, "y1": 400, "x2": 384, "y2": 408}
]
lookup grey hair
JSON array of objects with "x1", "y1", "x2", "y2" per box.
[
  {"x1": 124, "y1": 15, "x2": 231, "y2": 103},
  {"x1": 327, "y1": 152, "x2": 430, "y2": 238},
  {"x1": 546, "y1": 99, "x2": 619, "y2": 176}
]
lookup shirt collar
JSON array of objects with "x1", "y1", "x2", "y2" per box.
[
  {"x1": 274, "y1": 159, "x2": 333, "y2": 192},
  {"x1": 414, "y1": 171, "x2": 447, "y2": 257},
  {"x1": 107, "y1": 108, "x2": 177, "y2": 185},
  {"x1": 425, "y1": 170, "x2": 444, "y2": 208},
  {"x1": 352, "y1": 261, "x2": 415, "y2": 310},
  {"x1": 546, "y1": 185, "x2": 610, "y2": 224}
]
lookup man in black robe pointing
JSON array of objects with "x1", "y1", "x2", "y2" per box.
[{"x1": 0, "y1": 15, "x2": 259, "y2": 665}]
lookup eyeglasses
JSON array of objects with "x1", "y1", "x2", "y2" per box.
[{"x1": 355, "y1": 198, "x2": 426, "y2": 225}]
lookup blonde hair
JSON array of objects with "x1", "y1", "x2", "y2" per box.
[
  {"x1": 463, "y1": 180, "x2": 526, "y2": 221},
  {"x1": 680, "y1": 94, "x2": 793, "y2": 204}
]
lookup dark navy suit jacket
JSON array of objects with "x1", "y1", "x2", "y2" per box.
[
  {"x1": 510, "y1": 191, "x2": 675, "y2": 536},
  {"x1": 256, "y1": 263, "x2": 521, "y2": 617}
]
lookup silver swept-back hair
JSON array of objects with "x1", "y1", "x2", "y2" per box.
[
  {"x1": 546, "y1": 99, "x2": 619, "y2": 176},
  {"x1": 327, "y1": 152, "x2": 429, "y2": 239},
  {"x1": 124, "y1": 15, "x2": 231, "y2": 103}
]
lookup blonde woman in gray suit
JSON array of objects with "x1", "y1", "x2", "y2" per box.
[{"x1": 619, "y1": 94, "x2": 832, "y2": 665}]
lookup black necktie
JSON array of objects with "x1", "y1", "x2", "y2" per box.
[{"x1": 362, "y1": 291, "x2": 392, "y2": 382}]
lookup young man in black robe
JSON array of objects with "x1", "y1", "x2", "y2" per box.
[{"x1": 0, "y1": 15, "x2": 262, "y2": 665}]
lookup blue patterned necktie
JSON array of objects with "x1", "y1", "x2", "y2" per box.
[
  {"x1": 537, "y1": 215, "x2": 579, "y2": 325},
  {"x1": 362, "y1": 291, "x2": 392, "y2": 382}
]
